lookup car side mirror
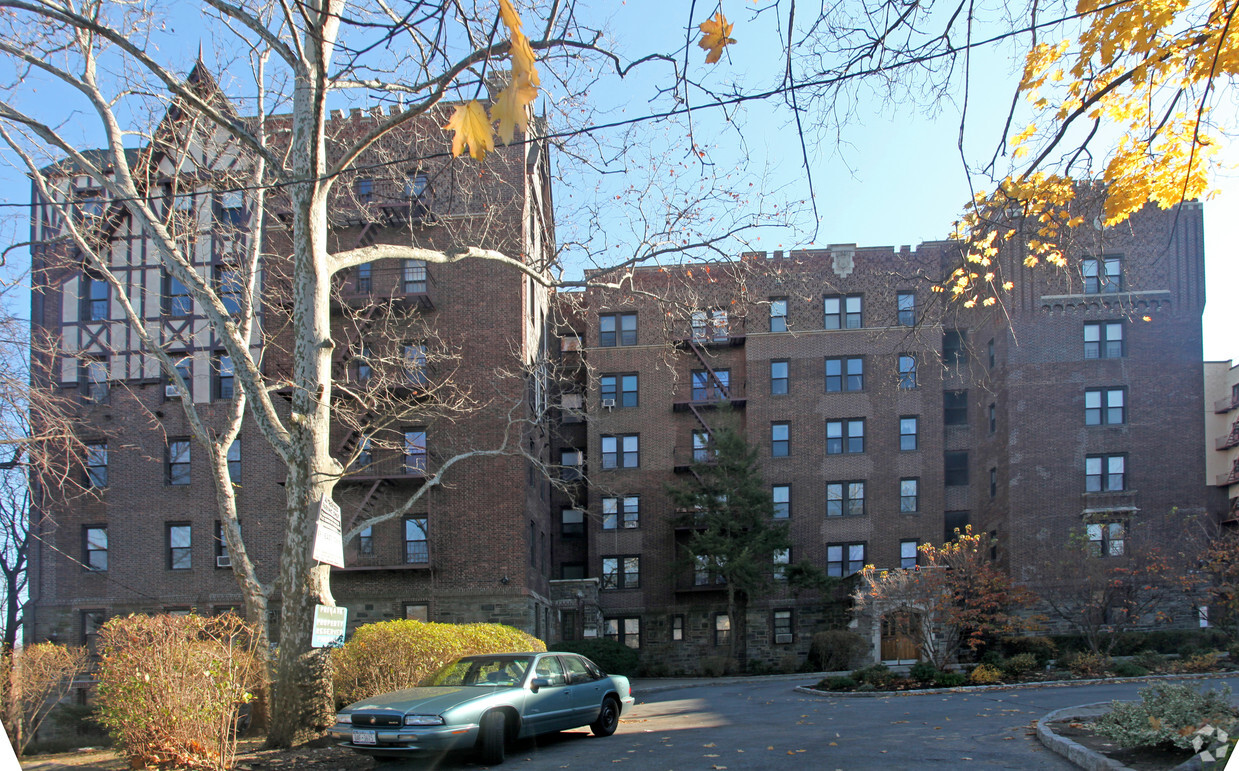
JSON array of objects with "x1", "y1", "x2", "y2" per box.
[{"x1": 530, "y1": 677, "x2": 550, "y2": 693}]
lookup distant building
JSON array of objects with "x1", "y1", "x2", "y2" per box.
[{"x1": 1205, "y1": 359, "x2": 1239, "y2": 523}]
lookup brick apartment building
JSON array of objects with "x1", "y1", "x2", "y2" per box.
[
  {"x1": 550, "y1": 198, "x2": 1219, "y2": 671},
  {"x1": 22, "y1": 67, "x2": 1220, "y2": 670}
]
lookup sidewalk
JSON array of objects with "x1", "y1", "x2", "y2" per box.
[{"x1": 630, "y1": 670, "x2": 832, "y2": 695}]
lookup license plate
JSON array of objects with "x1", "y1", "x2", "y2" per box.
[{"x1": 352, "y1": 729, "x2": 377, "y2": 745}]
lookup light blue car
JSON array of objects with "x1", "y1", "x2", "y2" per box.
[{"x1": 332, "y1": 651, "x2": 635, "y2": 764}]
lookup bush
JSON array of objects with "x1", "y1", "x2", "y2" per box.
[
  {"x1": 1175, "y1": 651, "x2": 1224, "y2": 674},
  {"x1": 807, "y1": 630, "x2": 870, "y2": 671},
  {"x1": 1134, "y1": 650, "x2": 1166, "y2": 672},
  {"x1": 0, "y1": 643, "x2": 90, "y2": 756},
  {"x1": 969, "y1": 664, "x2": 1003, "y2": 684},
  {"x1": 1064, "y1": 651, "x2": 1110, "y2": 678},
  {"x1": 820, "y1": 676, "x2": 857, "y2": 691},
  {"x1": 1111, "y1": 660, "x2": 1149, "y2": 678},
  {"x1": 850, "y1": 663, "x2": 894, "y2": 688},
  {"x1": 1001, "y1": 653, "x2": 1039, "y2": 679},
  {"x1": 979, "y1": 650, "x2": 1006, "y2": 667},
  {"x1": 1000, "y1": 636, "x2": 1058, "y2": 667},
  {"x1": 909, "y1": 661, "x2": 941, "y2": 684},
  {"x1": 95, "y1": 613, "x2": 261, "y2": 770},
  {"x1": 554, "y1": 638, "x2": 641, "y2": 677},
  {"x1": 696, "y1": 655, "x2": 733, "y2": 677},
  {"x1": 334, "y1": 620, "x2": 545, "y2": 706},
  {"x1": 1096, "y1": 683, "x2": 1238, "y2": 750},
  {"x1": 934, "y1": 670, "x2": 968, "y2": 687}
]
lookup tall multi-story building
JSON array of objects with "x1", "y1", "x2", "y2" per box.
[
  {"x1": 25, "y1": 66, "x2": 560, "y2": 650},
  {"x1": 1205, "y1": 359, "x2": 1239, "y2": 524},
  {"x1": 551, "y1": 199, "x2": 1216, "y2": 671}
]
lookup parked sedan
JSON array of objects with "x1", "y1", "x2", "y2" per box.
[{"x1": 332, "y1": 651, "x2": 635, "y2": 764}]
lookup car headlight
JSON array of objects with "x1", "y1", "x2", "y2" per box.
[
  {"x1": 335, "y1": 713, "x2": 351, "y2": 725},
  {"x1": 404, "y1": 714, "x2": 444, "y2": 726}
]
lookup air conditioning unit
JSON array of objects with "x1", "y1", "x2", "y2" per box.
[
  {"x1": 216, "y1": 555, "x2": 232, "y2": 568},
  {"x1": 601, "y1": 398, "x2": 616, "y2": 409},
  {"x1": 165, "y1": 384, "x2": 181, "y2": 398},
  {"x1": 775, "y1": 633, "x2": 793, "y2": 644}
]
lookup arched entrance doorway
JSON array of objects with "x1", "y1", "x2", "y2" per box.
[{"x1": 880, "y1": 611, "x2": 920, "y2": 664}]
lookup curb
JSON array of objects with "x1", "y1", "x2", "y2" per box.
[
  {"x1": 633, "y1": 671, "x2": 836, "y2": 696},
  {"x1": 791, "y1": 671, "x2": 1239, "y2": 698},
  {"x1": 1034, "y1": 703, "x2": 1204, "y2": 771}
]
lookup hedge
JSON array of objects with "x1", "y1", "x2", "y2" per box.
[{"x1": 549, "y1": 639, "x2": 640, "y2": 677}]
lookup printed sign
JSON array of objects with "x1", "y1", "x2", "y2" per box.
[
  {"x1": 311, "y1": 604, "x2": 348, "y2": 648},
  {"x1": 312, "y1": 494, "x2": 344, "y2": 568}
]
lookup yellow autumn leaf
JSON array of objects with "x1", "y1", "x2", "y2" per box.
[
  {"x1": 444, "y1": 101, "x2": 495, "y2": 161},
  {"x1": 492, "y1": 74, "x2": 537, "y2": 144},
  {"x1": 698, "y1": 12, "x2": 736, "y2": 64}
]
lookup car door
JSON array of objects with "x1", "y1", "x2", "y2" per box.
[
  {"x1": 560, "y1": 654, "x2": 606, "y2": 726},
  {"x1": 522, "y1": 654, "x2": 573, "y2": 734}
]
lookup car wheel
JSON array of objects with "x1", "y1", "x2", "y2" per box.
[
  {"x1": 478, "y1": 710, "x2": 507, "y2": 765},
  {"x1": 590, "y1": 697, "x2": 620, "y2": 737}
]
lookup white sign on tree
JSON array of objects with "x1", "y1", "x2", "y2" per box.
[{"x1": 312, "y1": 494, "x2": 344, "y2": 568}]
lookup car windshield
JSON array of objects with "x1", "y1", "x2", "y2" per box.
[{"x1": 423, "y1": 656, "x2": 533, "y2": 687}]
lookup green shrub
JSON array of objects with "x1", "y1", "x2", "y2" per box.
[
  {"x1": 1001, "y1": 636, "x2": 1058, "y2": 667},
  {"x1": 909, "y1": 661, "x2": 941, "y2": 684},
  {"x1": 1095, "y1": 683, "x2": 1238, "y2": 750},
  {"x1": 1065, "y1": 651, "x2": 1110, "y2": 678},
  {"x1": 1175, "y1": 651, "x2": 1224, "y2": 674},
  {"x1": 969, "y1": 664, "x2": 1003, "y2": 684},
  {"x1": 333, "y1": 620, "x2": 545, "y2": 706},
  {"x1": 550, "y1": 638, "x2": 640, "y2": 678},
  {"x1": 820, "y1": 676, "x2": 857, "y2": 691},
  {"x1": 1001, "y1": 653, "x2": 1039, "y2": 679},
  {"x1": 1111, "y1": 660, "x2": 1149, "y2": 678},
  {"x1": 850, "y1": 663, "x2": 894, "y2": 687},
  {"x1": 933, "y1": 671, "x2": 968, "y2": 687},
  {"x1": 807, "y1": 630, "x2": 870, "y2": 671},
  {"x1": 95, "y1": 613, "x2": 261, "y2": 770},
  {"x1": 979, "y1": 650, "x2": 1006, "y2": 667},
  {"x1": 1134, "y1": 649, "x2": 1166, "y2": 672}
]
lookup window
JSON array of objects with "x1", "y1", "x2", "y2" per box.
[
  {"x1": 773, "y1": 548, "x2": 790, "y2": 579},
  {"x1": 825, "y1": 357, "x2": 863, "y2": 392},
  {"x1": 988, "y1": 403, "x2": 997, "y2": 434},
  {"x1": 944, "y1": 511, "x2": 970, "y2": 542},
  {"x1": 168, "y1": 439, "x2": 191, "y2": 485},
  {"x1": 355, "y1": 344, "x2": 372, "y2": 382},
  {"x1": 356, "y1": 262, "x2": 372, "y2": 293},
  {"x1": 691, "y1": 309, "x2": 729, "y2": 342},
  {"x1": 694, "y1": 554, "x2": 726, "y2": 586},
  {"x1": 355, "y1": 437, "x2": 373, "y2": 470},
  {"x1": 84, "y1": 526, "x2": 107, "y2": 571},
  {"x1": 404, "y1": 429, "x2": 427, "y2": 473},
  {"x1": 561, "y1": 562, "x2": 586, "y2": 580},
  {"x1": 773, "y1": 609, "x2": 793, "y2": 643},
  {"x1": 824, "y1": 295, "x2": 862, "y2": 329},
  {"x1": 82, "y1": 610, "x2": 106, "y2": 653},
  {"x1": 770, "y1": 298, "x2": 788, "y2": 332},
  {"x1": 404, "y1": 603, "x2": 429, "y2": 622},
  {"x1": 85, "y1": 443, "x2": 108, "y2": 488},
  {"x1": 772, "y1": 484, "x2": 790, "y2": 519},
  {"x1": 215, "y1": 354, "x2": 234, "y2": 400},
  {"x1": 602, "y1": 496, "x2": 639, "y2": 530},
  {"x1": 215, "y1": 521, "x2": 235, "y2": 565},
  {"x1": 356, "y1": 178, "x2": 374, "y2": 203},
  {"x1": 1084, "y1": 321, "x2": 1124, "y2": 359},
  {"x1": 82, "y1": 358, "x2": 109, "y2": 403},
  {"x1": 826, "y1": 419, "x2": 864, "y2": 454},
  {"x1": 1087, "y1": 522, "x2": 1126, "y2": 557},
  {"x1": 404, "y1": 517, "x2": 429, "y2": 563},
  {"x1": 601, "y1": 434, "x2": 639, "y2": 469},
  {"x1": 404, "y1": 343, "x2": 428, "y2": 386},
  {"x1": 986, "y1": 466, "x2": 996, "y2": 499},
  {"x1": 771, "y1": 422, "x2": 790, "y2": 457},
  {"x1": 1086, "y1": 388, "x2": 1126, "y2": 425},
  {"x1": 356, "y1": 526, "x2": 373, "y2": 554},
  {"x1": 405, "y1": 171, "x2": 430, "y2": 201},
  {"x1": 691, "y1": 369, "x2": 729, "y2": 401},
  {"x1": 1083, "y1": 255, "x2": 1122, "y2": 293},
  {"x1": 988, "y1": 338, "x2": 995, "y2": 368},
  {"x1": 561, "y1": 508, "x2": 584, "y2": 537},
  {"x1": 898, "y1": 355, "x2": 917, "y2": 389},
  {"x1": 771, "y1": 360, "x2": 789, "y2": 395},
  {"x1": 827, "y1": 543, "x2": 866, "y2": 577},
  {"x1": 217, "y1": 190, "x2": 245, "y2": 228},
  {"x1": 945, "y1": 451, "x2": 969, "y2": 486},
  {"x1": 168, "y1": 523, "x2": 192, "y2": 570},
  {"x1": 671, "y1": 615, "x2": 685, "y2": 642},
  {"x1": 944, "y1": 390, "x2": 969, "y2": 425},
  {"x1": 403, "y1": 259, "x2": 427, "y2": 293},
  {"x1": 900, "y1": 540, "x2": 919, "y2": 569},
  {"x1": 900, "y1": 478, "x2": 919, "y2": 513},
  {"x1": 165, "y1": 273, "x2": 192, "y2": 317},
  {"x1": 216, "y1": 265, "x2": 244, "y2": 315},
  {"x1": 601, "y1": 373, "x2": 638, "y2": 407},
  {"x1": 599, "y1": 313, "x2": 637, "y2": 347},
  {"x1": 692, "y1": 430, "x2": 713, "y2": 462},
  {"x1": 827, "y1": 482, "x2": 865, "y2": 517},
  {"x1": 601, "y1": 556, "x2": 640, "y2": 589},
  {"x1": 714, "y1": 613, "x2": 731, "y2": 646},
  {"x1": 900, "y1": 416, "x2": 918, "y2": 451},
  {"x1": 1086, "y1": 454, "x2": 1126, "y2": 492},
  {"x1": 897, "y1": 292, "x2": 916, "y2": 326},
  {"x1": 604, "y1": 617, "x2": 641, "y2": 649},
  {"x1": 83, "y1": 273, "x2": 109, "y2": 321},
  {"x1": 227, "y1": 440, "x2": 241, "y2": 483},
  {"x1": 560, "y1": 449, "x2": 582, "y2": 482},
  {"x1": 943, "y1": 330, "x2": 966, "y2": 367}
]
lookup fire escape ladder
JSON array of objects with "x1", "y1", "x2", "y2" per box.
[
  {"x1": 688, "y1": 403, "x2": 715, "y2": 439},
  {"x1": 350, "y1": 478, "x2": 389, "y2": 529},
  {"x1": 686, "y1": 339, "x2": 730, "y2": 398},
  {"x1": 1230, "y1": 457, "x2": 1239, "y2": 484},
  {"x1": 334, "y1": 410, "x2": 377, "y2": 457},
  {"x1": 1228, "y1": 418, "x2": 1239, "y2": 448}
]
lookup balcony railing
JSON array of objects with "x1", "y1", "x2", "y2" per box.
[
  {"x1": 677, "y1": 317, "x2": 747, "y2": 346},
  {"x1": 673, "y1": 446, "x2": 718, "y2": 472},
  {"x1": 1215, "y1": 395, "x2": 1239, "y2": 413},
  {"x1": 334, "y1": 542, "x2": 431, "y2": 571},
  {"x1": 672, "y1": 382, "x2": 747, "y2": 410},
  {"x1": 340, "y1": 452, "x2": 428, "y2": 483},
  {"x1": 1081, "y1": 489, "x2": 1139, "y2": 513},
  {"x1": 334, "y1": 264, "x2": 436, "y2": 310}
]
